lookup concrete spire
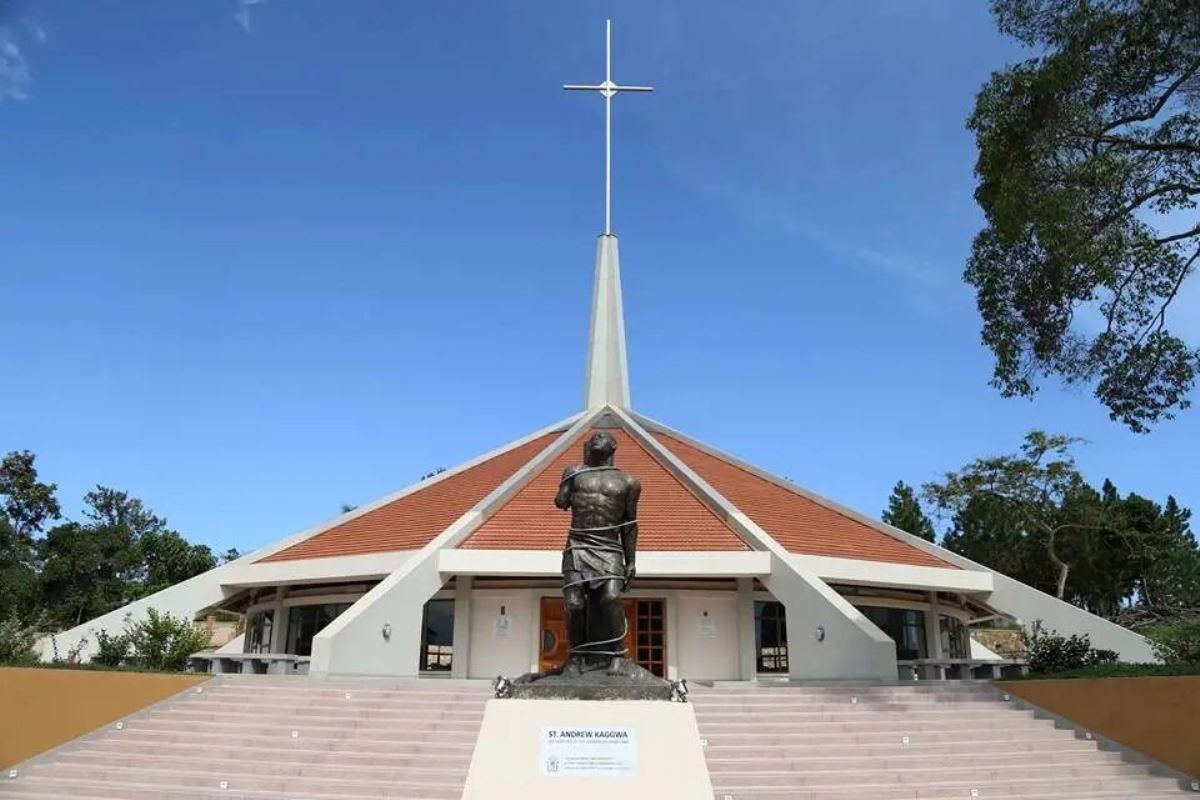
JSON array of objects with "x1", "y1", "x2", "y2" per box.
[{"x1": 583, "y1": 234, "x2": 630, "y2": 409}]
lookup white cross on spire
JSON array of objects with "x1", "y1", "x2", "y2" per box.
[{"x1": 564, "y1": 20, "x2": 653, "y2": 236}]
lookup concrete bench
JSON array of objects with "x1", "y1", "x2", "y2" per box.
[
  {"x1": 897, "y1": 657, "x2": 1028, "y2": 681},
  {"x1": 189, "y1": 652, "x2": 311, "y2": 676}
]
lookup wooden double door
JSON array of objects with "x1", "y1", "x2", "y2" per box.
[{"x1": 539, "y1": 596, "x2": 666, "y2": 677}]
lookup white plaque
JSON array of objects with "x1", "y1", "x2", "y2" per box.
[
  {"x1": 540, "y1": 726, "x2": 637, "y2": 776},
  {"x1": 698, "y1": 619, "x2": 716, "y2": 639},
  {"x1": 494, "y1": 616, "x2": 511, "y2": 638}
]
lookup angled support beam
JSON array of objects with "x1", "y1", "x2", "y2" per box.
[
  {"x1": 612, "y1": 407, "x2": 896, "y2": 681},
  {"x1": 309, "y1": 408, "x2": 607, "y2": 678}
]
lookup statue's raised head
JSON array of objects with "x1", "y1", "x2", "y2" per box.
[{"x1": 583, "y1": 430, "x2": 617, "y2": 466}]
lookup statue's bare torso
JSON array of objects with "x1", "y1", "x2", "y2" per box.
[{"x1": 564, "y1": 469, "x2": 637, "y2": 531}]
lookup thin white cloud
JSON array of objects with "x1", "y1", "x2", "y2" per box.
[
  {"x1": 0, "y1": 27, "x2": 32, "y2": 102},
  {"x1": 681, "y1": 172, "x2": 947, "y2": 311},
  {"x1": 234, "y1": 0, "x2": 268, "y2": 33}
]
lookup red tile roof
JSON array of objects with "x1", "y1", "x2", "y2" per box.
[
  {"x1": 461, "y1": 428, "x2": 749, "y2": 551},
  {"x1": 259, "y1": 434, "x2": 561, "y2": 563},
  {"x1": 657, "y1": 433, "x2": 956, "y2": 569}
]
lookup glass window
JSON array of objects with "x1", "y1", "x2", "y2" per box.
[
  {"x1": 245, "y1": 609, "x2": 274, "y2": 654},
  {"x1": 939, "y1": 614, "x2": 970, "y2": 659},
  {"x1": 754, "y1": 600, "x2": 788, "y2": 673},
  {"x1": 285, "y1": 603, "x2": 351, "y2": 656},
  {"x1": 421, "y1": 599, "x2": 455, "y2": 672},
  {"x1": 860, "y1": 606, "x2": 927, "y2": 660}
]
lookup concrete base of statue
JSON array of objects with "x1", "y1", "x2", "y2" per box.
[
  {"x1": 505, "y1": 657, "x2": 677, "y2": 701},
  {"x1": 461, "y1": 699, "x2": 713, "y2": 799}
]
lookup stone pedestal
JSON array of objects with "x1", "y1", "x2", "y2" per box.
[
  {"x1": 462, "y1": 699, "x2": 712, "y2": 799},
  {"x1": 505, "y1": 658, "x2": 676, "y2": 701}
]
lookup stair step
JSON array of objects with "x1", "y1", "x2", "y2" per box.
[{"x1": 8, "y1": 678, "x2": 1189, "y2": 800}]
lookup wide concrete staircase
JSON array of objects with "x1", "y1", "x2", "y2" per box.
[
  {"x1": 0, "y1": 675, "x2": 492, "y2": 799},
  {"x1": 5, "y1": 677, "x2": 1194, "y2": 799},
  {"x1": 690, "y1": 682, "x2": 1195, "y2": 800}
]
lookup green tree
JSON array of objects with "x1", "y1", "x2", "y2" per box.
[
  {"x1": 138, "y1": 530, "x2": 217, "y2": 597},
  {"x1": 881, "y1": 481, "x2": 937, "y2": 542},
  {"x1": 1109, "y1": 489, "x2": 1200, "y2": 609},
  {"x1": 0, "y1": 451, "x2": 62, "y2": 539},
  {"x1": 0, "y1": 451, "x2": 61, "y2": 618},
  {"x1": 1152, "y1": 497, "x2": 1200, "y2": 607},
  {"x1": 38, "y1": 488, "x2": 165, "y2": 626},
  {"x1": 967, "y1": 0, "x2": 1200, "y2": 432},
  {"x1": 924, "y1": 431, "x2": 1112, "y2": 599},
  {"x1": 38, "y1": 521, "x2": 140, "y2": 627},
  {"x1": 941, "y1": 493, "x2": 1043, "y2": 584}
]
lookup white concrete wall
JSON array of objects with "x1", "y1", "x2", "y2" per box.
[
  {"x1": 308, "y1": 548, "x2": 444, "y2": 677},
  {"x1": 467, "y1": 592, "x2": 536, "y2": 679},
  {"x1": 983, "y1": 572, "x2": 1156, "y2": 660},
  {"x1": 675, "y1": 593, "x2": 739, "y2": 681},
  {"x1": 764, "y1": 553, "x2": 898, "y2": 681}
]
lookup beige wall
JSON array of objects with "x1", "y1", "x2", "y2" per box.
[
  {"x1": 676, "y1": 593, "x2": 739, "y2": 680},
  {"x1": 1001, "y1": 676, "x2": 1200, "y2": 779},
  {"x1": 0, "y1": 667, "x2": 208, "y2": 768},
  {"x1": 469, "y1": 592, "x2": 536, "y2": 678}
]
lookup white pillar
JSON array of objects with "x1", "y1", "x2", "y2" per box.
[
  {"x1": 451, "y1": 576, "x2": 473, "y2": 678},
  {"x1": 926, "y1": 591, "x2": 943, "y2": 661},
  {"x1": 665, "y1": 591, "x2": 680, "y2": 681},
  {"x1": 736, "y1": 578, "x2": 757, "y2": 681},
  {"x1": 269, "y1": 586, "x2": 288, "y2": 654}
]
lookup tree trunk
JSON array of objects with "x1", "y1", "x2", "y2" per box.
[{"x1": 1047, "y1": 527, "x2": 1070, "y2": 600}]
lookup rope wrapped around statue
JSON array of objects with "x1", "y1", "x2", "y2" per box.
[{"x1": 495, "y1": 429, "x2": 686, "y2": 701}]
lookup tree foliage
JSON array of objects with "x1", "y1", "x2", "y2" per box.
[
  {"x1": 926, "y1": 430, "x2": 1200, "y2": 617},
  {"x1": 1024, "y1": 621, "x2": 1119, "y2": 673},
  {"x1": 968, "y1": 0, "x2": 1200, "y2": 431},
  {"x1": 123, "y1": 608, "x2": 210, "y2": 672},
  {"x1": 881, "y1": 481, "x2": 937, "y2": 541},
  {"x1": 0, "y1": 452, "x2": 60, "y2": 620},
  {"x1": 0, "y1": 450, "x2": 224, "y2": 634},
  {"x1": 0, "y1": 612, "x2": 43, "y2": 666},
  {"x1": 1146, "y1": 615, "x2": 1200, "y2": 663},
  {"x1": 924, "y1": 431, "x2": 1100, "y2": 599}
]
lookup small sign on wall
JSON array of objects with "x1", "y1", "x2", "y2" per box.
[
  {"x1": 540, "y1": 727, "x2": 637, "y2": 776},
  {"x1": 494, "y1": 615, "x2": 511, "y2": 638},
  {"x1": 698, "y1": 613, "x2": 717, "y2": 639}
]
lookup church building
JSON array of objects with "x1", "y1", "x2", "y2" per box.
[
  {"x1": 44, "y1": 224, "x2": 1155, "y2": 683},
  {"x1": 42, "y1": 25, "x2": 1156, "y2": 684}
]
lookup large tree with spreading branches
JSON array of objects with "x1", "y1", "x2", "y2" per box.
[{"x1": 968, "y1": 0, "x2": 1200, "y2": 431}]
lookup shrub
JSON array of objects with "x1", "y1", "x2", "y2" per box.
[
  {"x1": 0, "y1": 612, "x2": 43, "y2": 666},
  {"x1": 1146, "y1": 617, "x2": 1200, "y2": 665},
  {"x1": 92, "y1": 628, "x2": 130, "y2": 668},
  {"x1": 1024, "y1": 621, "x2": 1118, "y2": 674},
  {"x1": 125, "y1": 608, "x2": 210, "y2": 672}
]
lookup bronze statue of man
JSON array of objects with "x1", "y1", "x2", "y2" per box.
[{"x1": 555, "y1": 430, "x2": 641, "y2": 675}]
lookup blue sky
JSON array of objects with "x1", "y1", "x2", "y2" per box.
[{"x1": 2, "y1": 0, "x2": 1196, "y2": 555}]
